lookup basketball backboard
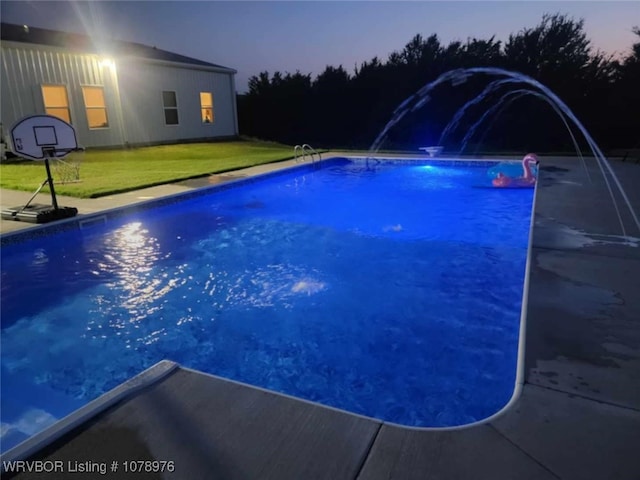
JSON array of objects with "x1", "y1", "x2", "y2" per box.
[{"x1": 10, "y1": 115, "x2": 78, "y2": 160}]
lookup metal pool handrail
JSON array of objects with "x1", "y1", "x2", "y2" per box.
[{"x1": 294, "y1": 144, "x2": 321, "y2": 163}]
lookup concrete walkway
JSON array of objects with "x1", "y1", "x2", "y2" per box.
[{"x1": 2, "y1": 155, "x2": 640, "y2": 479}]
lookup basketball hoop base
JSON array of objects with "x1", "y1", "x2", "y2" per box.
[{"x1": 1, "y1": 204, "x2": 78, "y2": 224}]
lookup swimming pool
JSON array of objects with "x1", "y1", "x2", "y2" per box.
[{"x1": 1, "y1": 157, "x2": 535, "y2": 451}]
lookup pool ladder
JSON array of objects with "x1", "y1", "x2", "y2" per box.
[{"x1": 294, "y1": 144, "x2": 321, "y2": 163}]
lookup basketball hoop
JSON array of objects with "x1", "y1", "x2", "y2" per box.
[{"x1": 1, "y1": 115, "x2": 82, "y2": 223}]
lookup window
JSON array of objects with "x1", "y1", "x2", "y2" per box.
[
  {"x1": 200, "y1": 92, "x2": 214, "y2": 124},
  {"x1": 82, "y1": 86, "x2": 109, "y2": 128},
  {"x1": 42, "y1": 85, "x2": 71, "y2": 123},
  {"x1": 163, "y1": 91, "x2": 179, "y2": 125}
]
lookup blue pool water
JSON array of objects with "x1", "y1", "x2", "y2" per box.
[{"x1": 1, "y1": 158, "x2": 534, "y2": 450}]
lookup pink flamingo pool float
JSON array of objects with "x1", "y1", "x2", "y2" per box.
[{"x1": 492, "y1": 153, "x2": 539, "y2": 188}]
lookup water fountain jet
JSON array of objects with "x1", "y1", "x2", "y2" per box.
[
  {"x1": 457, "y1": 88, "x2": 590, "y2": 183},
  {"x1": 368, "y1": 67, "x2": 639, "y2": 238}
]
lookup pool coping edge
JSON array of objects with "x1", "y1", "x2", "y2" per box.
[
  {"x1": 1, "y1": 360, "x2": 179, "y2": 466},
  {"x1": 1, "y1": 155, "x2": 532, "y2": 446},
  {"x1": 376, "y1": 178, "x2": 539, "y2": 432}
]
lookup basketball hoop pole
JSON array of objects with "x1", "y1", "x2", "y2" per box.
[{"x1": 43, "y1": 147, "x2": 59, "y2": 210}]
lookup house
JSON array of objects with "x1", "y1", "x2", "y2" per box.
[{"x1": 0, "y1": 23, "x2": 239, "y2": 150}]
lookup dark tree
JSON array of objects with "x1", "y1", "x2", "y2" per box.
[
  {"x1": 606, "y1": 27, "x2": 640, "y2": 149},
  {"x1": 239, "y1": 70, "x2": 312, "y2": 144},
  {"x1": 237, "y1": 14, "x2": 636, "y2": 153},
  {"x1": 496, "y1": 13, "x2": 616, "y2": 151},
  {"x1": 309, "y1": 66, "x2": 353, "y2": 145},
  {"x1": 461, "y1": 37, "x2": 504, "y2": 67}
]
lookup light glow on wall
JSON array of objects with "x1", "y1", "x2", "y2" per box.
[{"x1": 99, "y1": 58, "x2": 115, "y2": 70}]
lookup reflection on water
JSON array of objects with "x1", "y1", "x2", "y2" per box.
[
  {"x1": 101, "y1": 221, "x2": 160, "y2": 277},
  {"x1": 291, "y1": 278, "x2": 326, "y2": 295},
  {"x1": 92, "y1": 221, "x2": 184, "y2": 327}
]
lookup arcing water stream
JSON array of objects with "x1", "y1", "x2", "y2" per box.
[{"x1": 368, "y1": 67, "x2": 639, "y2": 238}]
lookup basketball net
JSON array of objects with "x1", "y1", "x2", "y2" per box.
[{"x1": 52, "y1": 150, "x2": 83, "y2": 184}]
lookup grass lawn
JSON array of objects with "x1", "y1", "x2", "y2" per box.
[{"x1": 0, "y1": 139, "x2": 296, "y2": 198}]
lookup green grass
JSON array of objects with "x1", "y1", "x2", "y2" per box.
[{"x1": 0, "y1": 139, "x2": 296, "y2": 198}]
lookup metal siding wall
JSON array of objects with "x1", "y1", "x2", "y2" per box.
[
  {"x1": 0, "y1": 43, "x2": 125, "y2": 148},
  {"x1": 2, "y1": 42, "x2": 237, "y2": 148},
  {"x1": 211, "y1": 73, "x2": 237, "y2": 135},
  {"x1": 117, "y1": 59, "x2": 237, "y2": 145}
]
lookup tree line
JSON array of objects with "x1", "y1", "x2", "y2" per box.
[{"x1": 237, "y1": 14, "x2": 639, "y2": 154}]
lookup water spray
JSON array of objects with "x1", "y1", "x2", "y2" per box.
[{"x1": 368, "y1": 67, "x2": 640, "y2": 238}]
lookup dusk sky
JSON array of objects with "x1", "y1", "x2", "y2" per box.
[{"x1": 2, "y1": 1, "x2": 639, "y2": 92}]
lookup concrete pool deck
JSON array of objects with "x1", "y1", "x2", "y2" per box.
[
  {"x1": 0, "y1": 158, "x2": 304, "y2": 235},
  {"x1": 1, "y1": 154, "x2": 640, "y2": 479}
]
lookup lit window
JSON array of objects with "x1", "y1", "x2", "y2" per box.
[
  {"x1": 82, "y1": 86, "x2": 109, "y2": 129},
  {"x1": 200, "y1": 92, "x2": 214, "y2": 124},
  {"x1": 163, "y1": 91, "x2": 179, "y2": 125},
  {"x1": 42, "y1": 85, "x2": 71, "y2": 123}
]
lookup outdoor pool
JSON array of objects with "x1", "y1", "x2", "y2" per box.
[{"x1": 1, "y1": 157, "x2": 535, "y2": 451}]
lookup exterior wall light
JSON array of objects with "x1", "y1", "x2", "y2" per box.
[{"x1": 99, "y1": 58, "x2": 115, "y2": 70}]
